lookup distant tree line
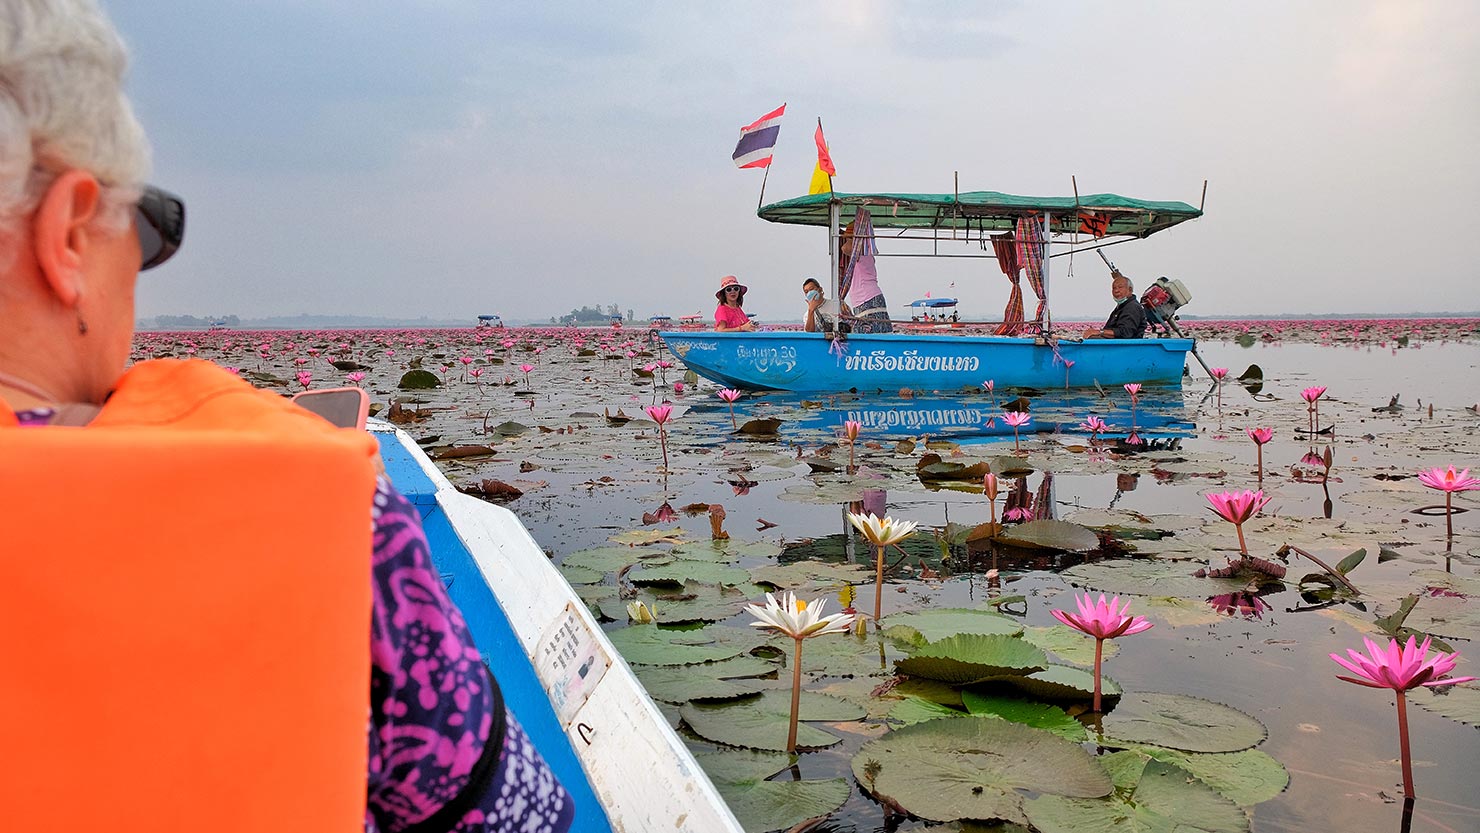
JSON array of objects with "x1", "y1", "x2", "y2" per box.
[
  {"x1": 148, "y1": 314, "x2": 240, "y2": 329},
  {"x1": 554, "y1": 303, "x2": 634, "y2": 325}
]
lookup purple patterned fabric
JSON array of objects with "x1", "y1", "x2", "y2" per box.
[
  {"x1": 368, "y1": 477, "x2": 574, "y2": 833},
  {"x1": 12, "y1": 412, "x2": 573, "y2": 833}
]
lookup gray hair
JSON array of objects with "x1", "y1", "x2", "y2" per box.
[
  {"x1": 1113, "y1": 274, "x2": 1134, "y2": 292},
  {"x1": 0, "y1": 0, "x2": 150, "y2": 260}
]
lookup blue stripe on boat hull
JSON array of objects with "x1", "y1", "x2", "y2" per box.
[
  {"x1": 375, "y1": 433, "x2": 613, "y2": 832},
  {"x1": 658, "y1": 331, "x2": 1191, "y2": 392}
]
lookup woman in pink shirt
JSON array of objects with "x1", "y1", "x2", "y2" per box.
[{"x1": 713, "y1": 275, "x2": 757, "y2": 331}]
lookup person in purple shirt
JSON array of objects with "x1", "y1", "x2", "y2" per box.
[{"x1": 0, "y1": 3, "x2": 573, "y2": 831}]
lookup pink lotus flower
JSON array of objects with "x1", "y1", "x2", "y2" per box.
[
  {"x1": 346, "y1": 371, "x2": 366, "y2": 385},
  {"x1": 295, "y1": 371, "x2": 312, "y2": 390},
  {"x1": 1210, "y1": 367, "x2": 1228, "y2": 380},
  {"x1": 519, "y1": 363, "x2": 535, "y2": 374},
  {"x1": 1247, "y1": 426, "x2": 1273, "y2": 481},
  {"x1": 982, "y1": 380, "x2": 994, "y2": 393},
  {"x1": 645, "y1": 404, "x2": 673, "y2": 471},
  {"x1": 1418, "y1": 465, "x2": 1479, "y2": 537},
  {"x1": 716, "y1": 388, "x2": 741, "y2": 429},
  {"x1": 982, "y1": 472, "x2": 999, "y2": 523},
  {"x1": 1206, "y1": 489, "x2": 1270, "y2": 554},
  {"x1": 1002, "y1": 410, "x2": 1031, "y2": 454},
  {"x1": 460, "y1": 356, "x2": 474, "y2": 366},
  {"x1": 1331, "y1": 636, "x2": 1476, "y2": 799},
  {"x1": 843, "y1": 419, "x2": 861, "y2": 442},
  {"x1": 1301, "y1": 385, "x2": 1327, "y2": 433},
  {"x1": 1300, "y1": 385, "x2": 1327, "y2": 404},
  {"x1": 1080, "y1": 415, "x2": 1108, "y2": 442},
  {"x1": 1051, "y1": 593, "x2": 1153, "y2": 711},
  {"x1": 673, "y1": 382, "x2": 684, "y2": 395},
  {"x1": 1123, "y1": 382, "x2": 1141, "y2": 401}
]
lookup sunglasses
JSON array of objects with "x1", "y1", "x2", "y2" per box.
[
  {"x1": 135, "y1": 185, "x2": 185, "y2": 270},
  {"x1": 725, "y1": 286, "x2": 742, "y2": 293}
]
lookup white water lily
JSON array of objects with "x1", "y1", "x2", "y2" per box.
[
  {"x1": 626, "y1": 600, "x2": 658, "y2": 624},
  {"x1": 847, "y1": 512, "x2": 920, "y2": 624},
  {"x1": 745, "y1": 590, "x2": 856, "y2": 753},
  {"x1": 745, "y1": 591, "x2": 856, "y2": 639},
  {"x1": 846, "y1": 512, "x2": 919, "y2": 546}
]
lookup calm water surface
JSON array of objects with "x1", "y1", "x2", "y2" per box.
[{"x1": 457, "y1": 340, "x2": 1477, "y2": 833}]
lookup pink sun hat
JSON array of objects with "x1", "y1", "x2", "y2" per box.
[{"x1": 716, "y1": 275, "x2": 748, "y2": 302}]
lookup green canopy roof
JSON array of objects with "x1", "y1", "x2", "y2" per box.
[{"x1": 758, "y1": 190, "x2": 1201, "y2": 238}]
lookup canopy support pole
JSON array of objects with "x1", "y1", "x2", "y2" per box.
[
  {"x1": 828, "y1": 199, "x2": 841, "y2": 305},
  {"x1": 1041, "y1": 210, "x2": 1052, "y2": 335}
]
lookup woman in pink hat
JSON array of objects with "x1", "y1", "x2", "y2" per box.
[{"x1": 713, "y1": 275, "x2": 757, "y2": 332}]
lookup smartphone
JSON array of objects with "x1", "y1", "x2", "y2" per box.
[{"x1": 292, "y1": 387, "x2": 369, "y2": 430}]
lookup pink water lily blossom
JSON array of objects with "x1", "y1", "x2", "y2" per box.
[
  {"x1": 1247, "y1": 427, "x2": 1273, "y2": 481},
  {"x1": 1002, "y1": 410, "x2": 1031, "y2": 454},
  {"x1": 716, "y1": 388, "x2": 741, "y2": 429},
  {"x1": 1206, "y1": 489, "x2": 1271, "y2": 554},
  {"x1": 842, "y1": 419, "x2": 862, "y2": 471},
  {"x1": 1123, "y1": 382, "x2": 1141, "y2": 401},
  {"x1": 1051, "y1": 593, "x2": 1153, "y2": 711},
  {"x1": 1080, "y1": 415, "x2": 1109, "y2": 442},
  {"x1": 1301, "y1": 385, "x2": 1327, "y2": 433},
  {"x1": 1331, "y1": 636, "x2": 1475, "y2": 799},
  {"x1": 1418, "y1": 464, "x2": 1479, "y2": 537},
  {"x1": 645, "y1": 404, "x2": 673, "y2": 471}
]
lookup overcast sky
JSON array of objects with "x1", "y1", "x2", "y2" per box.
[{"x1": 109, "y1": 1, "x2": 1478, "y2": 323}]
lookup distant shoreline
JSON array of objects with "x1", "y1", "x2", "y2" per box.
[{"x1": 138, "y1": 312, "x2": 1480, "y2": 330}]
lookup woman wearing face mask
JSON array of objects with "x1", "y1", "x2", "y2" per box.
[{"x1": 801, "y1": 277, "x2": 849, "y2": 334}]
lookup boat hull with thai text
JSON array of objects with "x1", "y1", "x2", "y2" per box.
[{"x1": 659, "y1": 331, "x2": 1192, "y2": 392}]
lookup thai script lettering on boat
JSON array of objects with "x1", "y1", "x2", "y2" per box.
[
  {"x1": 845, "y1": 408, "x2": 995, "y2": 429},
  {"x1": 737, "y1": 344, "x2": 797, "y2": 373},
  {"x1": 843, "y1": 349, "x2": 980, "y2": 373}
]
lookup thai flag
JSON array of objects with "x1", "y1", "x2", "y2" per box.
[{"x1": 732, "y1": 104, "x2": 786, "y2": 169}]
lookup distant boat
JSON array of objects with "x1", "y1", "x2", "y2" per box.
[
  {"x1": 661, "y1": 188, "x2": 1202, "y2": 392},
  {"x1": 475, "y1": 314, "x2": 504, "y2": 329}
]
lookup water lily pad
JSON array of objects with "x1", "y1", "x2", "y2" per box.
[
  {"x1": 560, "y1": 545, "x2": 673, "y2": 572},
  {"x1": 995, "y1": 520, "x2": 1100, "y2": 552},
  {"x1": 1023, "y1": 755, "x2": 1248, "y2": 833},
  {"x1": 1021, "y1": 625, "x2": 1118, "y2": 667},
  {"x1": 681, "y1": 689, "x2": 864, "y2": 751},
  {"x1": 1411, "y1": 682, "x2": 1480, "y2": 727},
  {"x1": 778, "y1": 481, "x2": 868, "y2": 504},
  {"x1": 851, "y1": 717, "x2": 1111, "y2": 825},
  {"x1": 607, "y1": 624, "x2": 762, "y2": 666},
  {"x1": 895, "y1": 634, "x2": 1048, "y2": 685},
  {"x1": 557, "y1": 564, "x2": 603, "y2": 585},
  {"x1": 598, "y1": 581, "x2": 760, "y2": 624},
  {"x1": 1099, "y1": 692, "x2": 1266, "y2": 753},
  {"x1": 692, "y1": 749, "x2": 850, "y2": 833},
  {"x1": 1061, "y1": 559, "x2": 1249, "y2": 600},
  {"x1": 397, "y1": 368, "x2": 441, "y2": 389},
  {"x1": 673, "y1": 539, "x2": 785, "y2": 562},
  {"x1": 631, "y1": 560, "x2": 753, "y2": 586},
  {"x1": 881, "y1": 609, "x2": 1025, "y2": 646},
  {"x1": 749, "y1": 560, "x2": 872, "y2": 589},
  {"x1": 634, "y1": 655, "x2": 778, "y2": 703},
  {"x1": 1000, "y1": 664, "x2": 1122, "y2": 702},
  {"x1": 960, "y1": 692, "x2": 1087, "y2": 742},
  {"x1": 889, "y1": 696, "x2": 967, "y2": 725},
  {"x1": 1134, "y1": 747, "x2": 1289, "y2": 807},
  {"x1": 770, "y1": 630, "x2": 908, "y2": 677},
  {"x1": 611, "y1": 528, "x2": 687, "y2": 546},
  {"x1": 893, "y1": 677, "x2": 966, "y2": 708}
]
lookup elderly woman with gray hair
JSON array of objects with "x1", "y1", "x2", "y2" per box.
[{"x1": 0, "y1": 3, "x2": 574, "y2": 831}]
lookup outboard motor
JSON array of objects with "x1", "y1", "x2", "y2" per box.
[{"x1": 1141, "y1": 276, "x2": 1191, "y2": 333}]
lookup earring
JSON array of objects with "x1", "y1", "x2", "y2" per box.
[{"x1": 77, "y1": 312, "x2": 88, "y2": 336}]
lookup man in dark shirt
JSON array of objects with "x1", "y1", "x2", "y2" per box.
[{"x1": 1083, "y1": 272, "x2": 1147, "y2": 339}]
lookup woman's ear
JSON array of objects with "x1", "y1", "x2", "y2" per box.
[{"x1": 31, "y1": 169, "x2": 103, "y2": 307}]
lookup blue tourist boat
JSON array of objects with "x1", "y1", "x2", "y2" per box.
[
  {"x1": 371, "y1": 421, "x2": 743, "y2": 832},
  {"x1": 662, "y1": 189, "x2": 1202, "y2": 392}
]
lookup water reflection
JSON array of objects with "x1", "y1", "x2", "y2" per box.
[{"x1": 790, "y1": 389, "x2": 1196, "y2": 445}]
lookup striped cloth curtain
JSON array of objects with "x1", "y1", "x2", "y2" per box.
[
  {"x1": 838, "y1": 207, "x2": 879, "y2": 302},
  {"x1": 992, "y1": 233, "x2": 1024, "y2": 336},
  {"x1": 1015, "y1": 215, "x2": 1047, "y2": 329}
]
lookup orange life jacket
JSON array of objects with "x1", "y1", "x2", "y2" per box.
[{"x1": 0, "y1": 359, "x2": 377, "y2": 833}]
